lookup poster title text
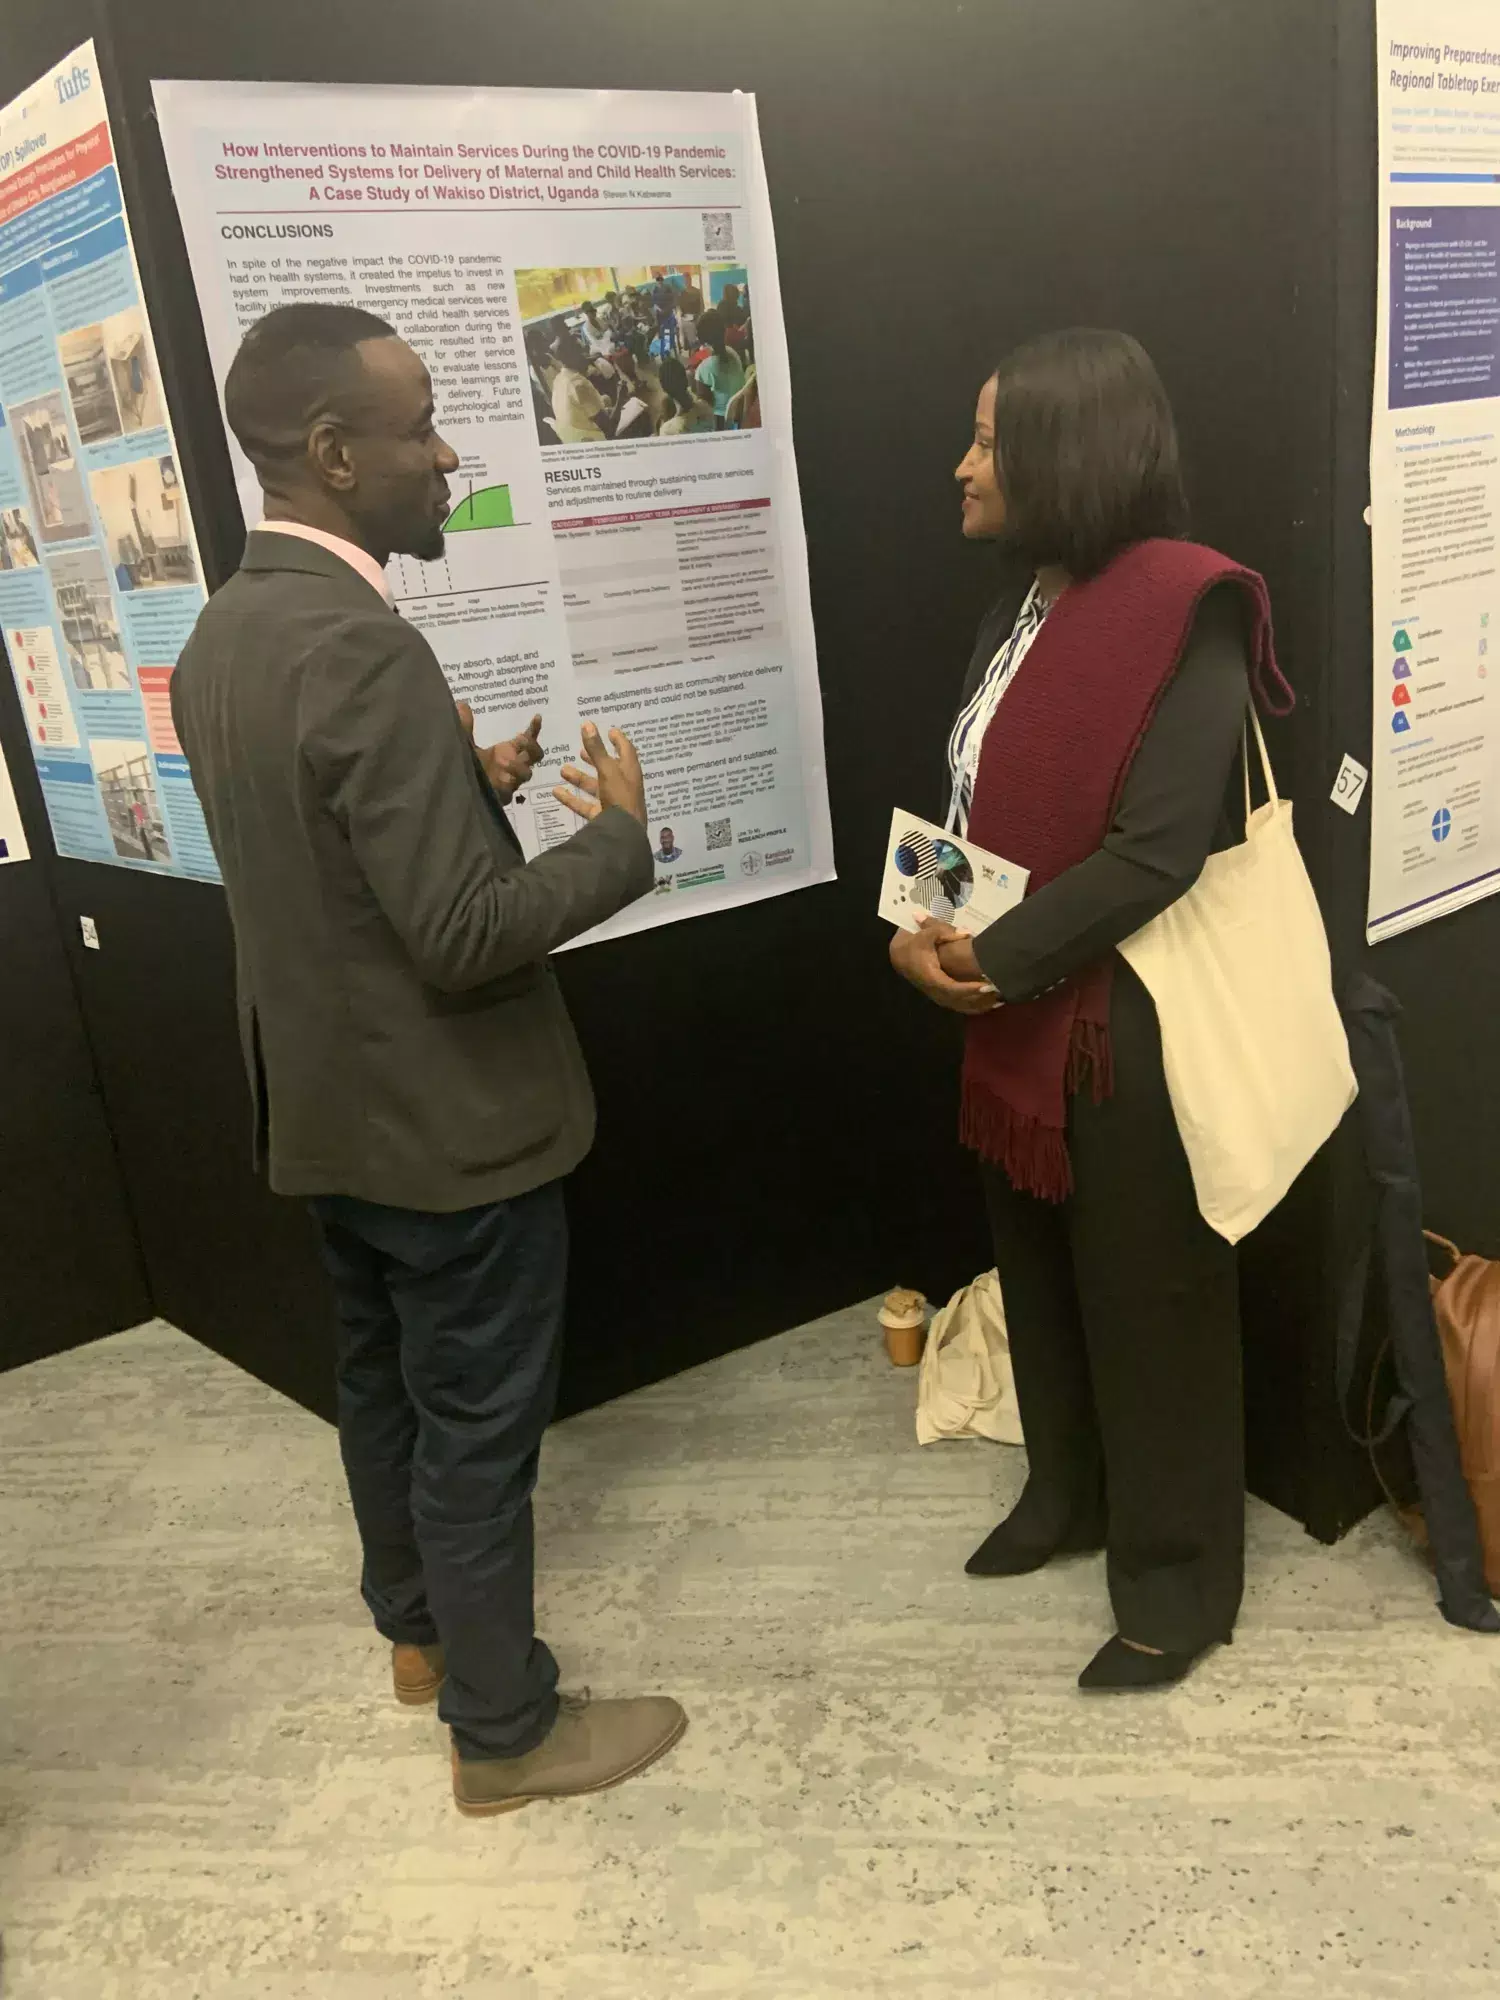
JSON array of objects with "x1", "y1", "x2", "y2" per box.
[
  {"x1": 1390, "y1": 37, "x2": 1500, "y2": 94},
  {"x1": 210, "y1": 137, "x2": 736, "y2": 204}
]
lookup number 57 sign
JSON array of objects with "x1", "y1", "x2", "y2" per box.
[{"x1": 1331, "y1": 754, "x2": 1369, "y2": 816}]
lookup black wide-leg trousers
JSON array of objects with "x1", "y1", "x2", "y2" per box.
[{"x1": 980, "y1": 961, "x2": 1245, "y2": 1653}]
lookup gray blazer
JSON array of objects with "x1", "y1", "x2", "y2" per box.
[{"x1": 171, "y1": 531, "x2": 654, "y2": 1212}]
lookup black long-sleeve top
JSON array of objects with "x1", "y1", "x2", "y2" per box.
[{"x1": 958, "y1": 581, "x2": 1251, "y2": 1003}]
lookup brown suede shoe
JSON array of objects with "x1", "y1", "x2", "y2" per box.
[
  {"x1": 392, "y1": 1642, "x2": 445, "y2": 1707},
  {"x1": 452, "y1": 1693, "x2": 687, "y2": 1816}
]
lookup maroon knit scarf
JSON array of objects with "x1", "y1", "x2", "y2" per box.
[{"x1": 960, "y1": 538, "x2": 1292, "y2": 1200}]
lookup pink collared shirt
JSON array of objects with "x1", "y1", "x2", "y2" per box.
[{"x1": 252, "y1": 519, "x2": 393, "y2": 607}]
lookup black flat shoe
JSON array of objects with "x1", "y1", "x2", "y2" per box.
[
  {"x1": 1077, "y1": 1632, "x2": 1230, "y2": 1692},
  {"x1": 964, "y1": 1511, "x2": 1106, "y2": 1578}
]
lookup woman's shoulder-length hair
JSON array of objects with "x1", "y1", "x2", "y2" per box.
[{"x1": 990, "y1": 328, "x2": 1189, "y2": 579}]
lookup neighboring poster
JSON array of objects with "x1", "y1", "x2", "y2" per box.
[
  {"x1": 0, "y1": 734, "x2": 27, "y2": 863},
  {"x1": 1370, "y1": 6, "x2": 1500, "y2": 942},
  {"x1": 0, "y1": 42, "x2": 217, "y2": 880},
  {"x1": 152, "y1": 77, "x2": 834, "y2": 945}
]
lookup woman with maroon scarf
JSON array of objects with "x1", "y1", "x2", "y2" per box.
[{"x1": 891, "y1": 329, "x2": 1292, "y2": 1692}]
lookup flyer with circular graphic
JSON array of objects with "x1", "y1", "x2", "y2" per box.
[{"x1": 877, "y1": 808, "x2": 1028, "y2": 935}]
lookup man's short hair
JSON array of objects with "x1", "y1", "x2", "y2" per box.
[{"x1": 224, "y1": 303, "x2": 398, "y2": 469}]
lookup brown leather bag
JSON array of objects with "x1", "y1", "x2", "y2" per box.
[{"x1": 1427, "y1": 1233, "x2": 1500, "y2": 1596}]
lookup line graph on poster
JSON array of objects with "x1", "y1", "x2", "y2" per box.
[{"x1": 387, "y1": 477, "x2": 541, "y2": 606}]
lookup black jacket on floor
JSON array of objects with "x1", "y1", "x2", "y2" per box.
[{"x1": 1337, "y1": 976, "x2": 1499, "y2": 1633}]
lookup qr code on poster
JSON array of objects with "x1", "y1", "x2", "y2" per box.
[
  {"x1": 702, "y1": 211, "x2": 736, "y2": 258},
  {"x1": 705, "y1": 816, "x2": 733, "y2": 852}
]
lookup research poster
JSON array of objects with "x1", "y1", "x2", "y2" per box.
[
  {"x1": 0, "y1": 735, "x2": 27, "y2": 863},
  {"x1": 0, "y1": 42, "x2": 217, "y2": 879},
  {"x1": 1370, "y1": 5, "x2": 1500, "y2": 941},
  {"x1": 153, "y1": 77, "x2": 834, "y2": 946}
]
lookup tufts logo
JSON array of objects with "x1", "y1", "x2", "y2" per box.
[{"x1": 55, "y1": 63, "x2": 91, "y2": 104}]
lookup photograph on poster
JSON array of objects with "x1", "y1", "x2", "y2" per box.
[
  {"x1": 101, "y1": 307, "x2": 166, "y2": 435},
  {"x1": 47, "y1": 548, "x2": 130, "y2": 692},
  {"x1": 59, "y1": 324, "x2": 123, "y2": 446},
  {"x1": 520, "y1": 264, "x2": 757, "y2": 447},
  {"x1": 7, "y1": 391, "x2": 90, "y2": 543},
  {"x1": 58, "y1": 307, "x2": 166, "y2": 446},
  {"x1": 0, "y1": 504, "x2": 40, "y2": 570},
  {"x1": 88, "y1": 453, "x2": 197, "y2": 590},
  {"x1": 88, "y1": 735, "x2": 171, "y2": 863}
]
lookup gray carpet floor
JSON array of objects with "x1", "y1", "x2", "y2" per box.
[{"x1": 2, "y1": 1310, "x2": 1497, "y2": 1999}]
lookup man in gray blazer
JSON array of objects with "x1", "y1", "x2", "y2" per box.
[{"x1": 172, "y1": 303, "x2": 684, "y2": 1816}]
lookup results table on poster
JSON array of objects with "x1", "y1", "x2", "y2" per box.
[
  {"x1": 1370, "y1": 3, "x2": 1500, "y2": 940},
  {"x1": 0, "y1": 41, "x2": 217, "y2": 879},
  {"x1": 153, "y1": 74, "x2": 833, "y2": 945}
]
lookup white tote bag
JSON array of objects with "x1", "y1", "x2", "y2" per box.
[
  {"x1": 916, "y1": 1269, "x2": 1024, "y2": 1447},
  {"x1": 1117, "y1": 710, "x2": 1356, "y2": 1245}
]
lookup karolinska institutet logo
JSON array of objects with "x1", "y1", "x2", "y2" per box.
[{"x1": 55, "y1": 62, "x2": 92, "y2": 105}]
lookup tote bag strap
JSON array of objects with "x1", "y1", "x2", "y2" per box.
[{"x1": 1241, "y1": 705, "x2": 1281, "y2": 830}]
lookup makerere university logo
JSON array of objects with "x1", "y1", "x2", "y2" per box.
[{"x1": 55, "y1": 62, "x2": 91, "y2": 104}]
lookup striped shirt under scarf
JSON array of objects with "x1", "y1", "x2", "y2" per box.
[{"x1": 946, "y1": 582, "x2": 1048, "y2": 835}]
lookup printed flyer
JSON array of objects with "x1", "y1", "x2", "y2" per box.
[
  {"x1": 0, "y1": 41, "x2": 216, "y2": 879},
  {"x1": 153, "y1": 75, "x2": 834, "y2": 944},
  {"x1": 1371, "y1": 3, "x2": 1500, "y2": 940}
]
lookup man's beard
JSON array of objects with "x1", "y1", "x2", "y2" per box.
[{"x1": 411, "y1": 524, "x2": 446, "y2": 562}]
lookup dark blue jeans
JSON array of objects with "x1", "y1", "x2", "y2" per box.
[{"x1": 310, "y1": 1184, "x2": 567, "y2": 1761}]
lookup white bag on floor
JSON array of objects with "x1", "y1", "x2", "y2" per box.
[
  {"x1": 916, "y1": 1269, "x2": 1024, "y2": 1447},
  {"x1": 1118, "y1": 710, "x2": 1357, "y2": 1246}
]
